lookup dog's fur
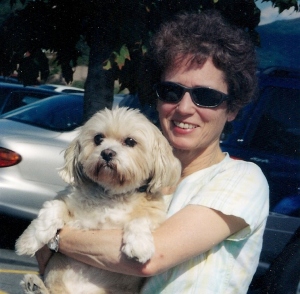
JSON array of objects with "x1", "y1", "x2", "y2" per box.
[{"x1": 15, "y1": 107, "x2": 181, "y2": 294}]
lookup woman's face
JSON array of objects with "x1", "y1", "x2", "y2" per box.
[{"x1": 157, "y1": 57, "x2": 237, "y2": 154}]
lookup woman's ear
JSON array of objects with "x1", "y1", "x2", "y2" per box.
[{"x1": 227, "y1": 109, "x2": 239, "y2": 122}]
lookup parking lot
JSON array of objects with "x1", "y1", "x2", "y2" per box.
[
  {"x1": 0, "y1": 215, "x2": 38, "y2": 294},
  {"x1": 0, "y1": 249, "x2": 39, "y2": 294}
]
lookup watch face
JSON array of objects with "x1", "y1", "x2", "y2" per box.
[
  {"x1": 48, "y1": 240, "x2": 57, "y2": 250},
  {"x1": 48, "y1": 235, "x2": 59, "y2": 252}
]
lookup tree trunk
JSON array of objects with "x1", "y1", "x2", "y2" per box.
[{"x1": 83, "y1": 18, "x2": 115, "y2": 122}]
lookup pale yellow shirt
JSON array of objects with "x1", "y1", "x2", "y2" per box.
[{"x1": 141, "y1": 153, "x2": 269, "y2": 294}]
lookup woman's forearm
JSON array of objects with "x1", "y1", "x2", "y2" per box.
[
  {"x1": 57, "y1": 205, "x2": 246, "y2": 277},
  {"x1": 58, "y1": 227, "x2": 147, "y2": 276}
]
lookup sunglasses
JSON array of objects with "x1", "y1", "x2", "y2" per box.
[{"x1": 154, "y1": 81, "x2": 230, "y2": 108}]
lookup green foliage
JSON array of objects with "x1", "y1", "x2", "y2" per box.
[
  {"x1": 49, "y1": 58, "x2": 61, "y2": 76},
  {"x1": 0, "y1": 0, "x2": 23, "y2": 26},
  {"x1": 76, "y1": 37, "x2": 89, "y2": 66},
  {"x1": 1, "y1": 0, "x2": 297, "y2": 80},
  {"x1": 0, "y1": 0, "x2": 298, "y2": 116},
  {"x1": 71, "y1": 80, "x2": 85, "y2": 89}
]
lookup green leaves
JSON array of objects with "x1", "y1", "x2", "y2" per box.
[{"x1": 1, "y1": 0, "x2": 299, "y2": 114}]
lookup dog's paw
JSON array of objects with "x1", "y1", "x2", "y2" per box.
[
  {"x1": 20, "y1": 274, "x2": 49, "y2": 294},
  {"x1": 15, "y1": 230, "x2": 44, "y2": 256},
  {"x1": 16, "y1": 200, "x2": 68, "y2": 256},
  {"x1": 122, "y1": 218, "x2": 155, "y2": 263},
  {"x1": 15, "y1": 223, "x2": 53, "y2": 256}
]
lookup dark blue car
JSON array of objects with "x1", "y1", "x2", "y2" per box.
[
  {"x1": 0, "y1": 82, "x2": 58, "y2": 115},
  {"x1": 221, "y1": 67, "x2": 300, "y2": 292},
  {"x1": 221, "y1": 67, "x2": 300, "y2": 217}
]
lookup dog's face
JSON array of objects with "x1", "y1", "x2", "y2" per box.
[{"x1": 59, "y1": 107, "x2": 181, "y2": 195}]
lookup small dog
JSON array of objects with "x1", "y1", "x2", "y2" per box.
[{"x1": 15, "y1": 107, "x2": 181, "y2": 294}]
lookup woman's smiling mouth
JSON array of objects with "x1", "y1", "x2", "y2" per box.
[{"x1": 173, "y1": 121, "x2": 198, "y2": 129}]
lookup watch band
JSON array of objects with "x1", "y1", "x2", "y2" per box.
[{"x1": 47, "y1": 232, "x2": 60, "y2": 252}]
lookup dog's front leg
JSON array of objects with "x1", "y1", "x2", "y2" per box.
[
  {"x1": 122, "y1": 218, "x2": 155, "y2": 264},
  {"x1": 21, "y1": 274, "x2": 50, "y2": 294},
  {"x1": 15, "y1": 199, "x2": 70, "y2": 256}
]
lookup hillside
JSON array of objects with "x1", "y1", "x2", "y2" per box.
[{"x1": 256, "y1": 18, "x2": 300, "y2": 69}]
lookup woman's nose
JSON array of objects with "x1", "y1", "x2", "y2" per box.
[{"x1": 176, "y1": 92, "x2": 195, "y2": 113}]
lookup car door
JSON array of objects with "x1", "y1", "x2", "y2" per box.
[
  {"x1": 248, "y1": 86, "x2": 299, "y2": 215},
  {"x1": 222, "y1": 85, "x2": 300, "y2": 216}
]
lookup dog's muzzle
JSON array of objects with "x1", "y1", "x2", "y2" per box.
[{"x1": 101, "y1": 149, "x2": 116, "y2": 162}]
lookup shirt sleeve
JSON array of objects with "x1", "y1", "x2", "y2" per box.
[{"x1": 188, "y1": 160, "x2": 269, "y2": 240}]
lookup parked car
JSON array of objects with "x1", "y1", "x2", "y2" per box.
[
  {"x1": 221, "y1": 67, "x2": 299, "y2": 217},
  {"x1": 120, "y1": 66, "x2": 300, "y2": 293},
  {"x1": 0, "y1": 82, "x2": 59, "y2": 115},
  {"x1": 0, "y1": 94, "x2": 82, "y2": 219},
  {"x1": 0, "y1": 76, "x2": 20, "y2": 84},
  {"x1": 38, "y1": 85, "x2": 124, "y2": 107},
  {"x1": 0, "y1": 93, "x2": 123, "y2": 219},
  {"x1": 220, "y1": 67, "x2": 300, "y2": 292},
  {"x1": 119, "y1": 93, "x2": 159, "y2": 126},
  {"x1": 38, "y1": 84, "x2": 85, "y2": 93}
]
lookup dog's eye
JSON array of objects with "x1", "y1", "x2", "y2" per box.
[
  {"x1": 124, "y1": 137, "x2": 137, "y2": 147},
  {"x1": 94, "y1": 134, "x2": 105, "y2": 145}
]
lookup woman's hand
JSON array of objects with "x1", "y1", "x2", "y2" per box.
[
  {"x1": 35, "y1": 245, "x2": 53, "y2": 275},
  {"x1": 34, "y1": 226, "x2": 72, "y2": 275}
]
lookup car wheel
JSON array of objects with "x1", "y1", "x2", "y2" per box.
[{"x1": 261, "y1": 227, "x2": 300, "y2": 294}]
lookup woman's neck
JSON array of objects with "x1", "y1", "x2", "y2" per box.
[{"x1": 175, "y1": 146, "x2": 225, "y2": 180}]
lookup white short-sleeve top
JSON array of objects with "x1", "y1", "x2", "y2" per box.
[{"x1": 141, "y1": 153, "x2": 269, "y2": 294}]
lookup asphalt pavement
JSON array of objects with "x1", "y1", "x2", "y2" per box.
[{"x1": 0, "y1": 249, "x2": 39, "y2": 294}]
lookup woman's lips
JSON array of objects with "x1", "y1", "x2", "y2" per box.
[{"x1": 173, "y1": 120, "x2": 198, "y2": 129}]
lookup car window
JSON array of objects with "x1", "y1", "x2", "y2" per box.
[
  {"x1": 60, "y1": 89, "x2": 84, "y2": 93},
  {"x1": 3, "y1": 95, "x2": 83, "y2": 131},
  {"x1": 249, "y1": 86, "x2": 300, "y2": 158},
  {"x1": 0, "y1": 94, "x2": 6, "y2": 107},
  {"x1": 38, "y1": 85, "x2": 55, "y2": 91},
  {"x1": 0, "y1": 88, "x2": 11, "y2": 109},
  {"x1": 1, "y1": 91, "x2": 51, "y2": 113},
  {"x1": 21, "y1": 96, "x2": 41, "y2": 104}
]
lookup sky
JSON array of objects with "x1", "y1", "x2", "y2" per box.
[{"x1": 257, "y1": 0, "x2": 300, "y2": 25}]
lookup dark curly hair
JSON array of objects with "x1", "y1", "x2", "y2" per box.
[{"x1": 139, "y1": 9, "x2": 257, "y2": 112}]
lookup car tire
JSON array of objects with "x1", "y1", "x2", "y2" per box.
[{"x1": 261, "y1": 226, "x2": 300, "y2": 294}]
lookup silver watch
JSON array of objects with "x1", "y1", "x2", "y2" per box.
[{"x1": 47, "y1": 233, "x2": 60, "y2": 252}]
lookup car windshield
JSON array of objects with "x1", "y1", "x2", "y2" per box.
[
  {"x1": 249, "y1": 86, "x2": 300, "y2": 158},
  {"x1": 1, "y1": 94, "x2": 83, "y2": 131}
]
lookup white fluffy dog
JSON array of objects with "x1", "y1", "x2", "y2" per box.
[{"x1": 15, "y1": 107, "x2": 181, "y2": 294}]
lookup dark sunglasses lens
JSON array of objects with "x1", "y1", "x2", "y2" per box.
[
  {"x1": 192, "y1": 88, "x2": 224, "y2": 107},
  {"x1": 156, "y1": 83, "x2": 183, "y2": 103}
]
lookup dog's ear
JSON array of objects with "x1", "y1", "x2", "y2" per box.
[
  {"x1": 58, "y1": 137, "x2": 81, "y2": 185},
  {"x1": 147, "y1": 129, "x2": 181, "y2": 193}
]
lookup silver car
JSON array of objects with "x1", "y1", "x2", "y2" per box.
[{"x1": 0, "y1": 93, "x2": 123, "y2": 219}]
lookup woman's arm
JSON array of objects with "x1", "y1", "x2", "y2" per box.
[{"x1": 45, "y1": 204, "x2": 247, "y2": 277}]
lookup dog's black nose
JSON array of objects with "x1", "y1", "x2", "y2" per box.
[{"x1": 101, "y1": 149, "x2": 116, "y2": 162}]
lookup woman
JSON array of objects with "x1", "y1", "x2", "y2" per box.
[{"x1": 37, "y1": 10, "x2": 269, "y2": 293}]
